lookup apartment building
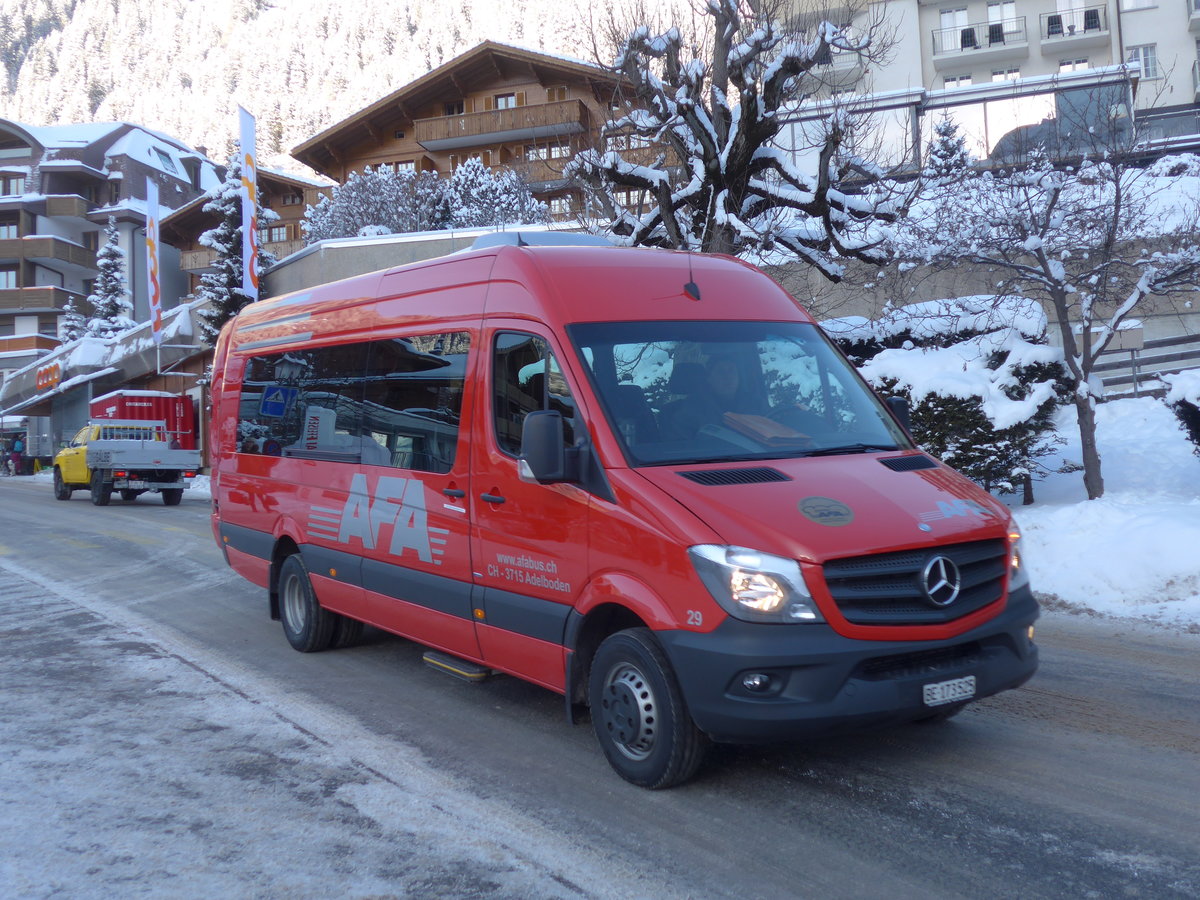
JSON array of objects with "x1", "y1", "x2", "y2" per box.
[
  {"x1": 0, "y1": 119, "x2": 220, "y2": 382},
  {"x1": 160, "y1": 167, "x2": 332, "y2": 296},
  {"x1": 785, "y1": 0, "x2": 1200, "y2": 165},
  {"x1": 290, "y1": 41, "x2": 627, "y2": 219}
]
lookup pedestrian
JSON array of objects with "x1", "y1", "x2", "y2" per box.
[{"x1": 10, "y1": 435, "x2": 24, "y2": 476}]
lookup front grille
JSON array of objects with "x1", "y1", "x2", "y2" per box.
[
  {"x1": 822, "y1": 539, "x2": 1006, "y2": 625},
  {"x1": 677, "y1": 467, "x2": 791, "y2": 486}
]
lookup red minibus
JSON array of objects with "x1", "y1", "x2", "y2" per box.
[{"x1": 209, "y1": 235, "x2": 1038, "y2": 787}]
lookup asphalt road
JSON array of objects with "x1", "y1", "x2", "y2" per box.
[{"x1": 2, "y1": 475, "x2": 1198, "y2": 898}]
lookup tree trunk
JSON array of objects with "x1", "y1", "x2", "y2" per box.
[
  {"x1": 1021, "y1": 472, "x2": 1034, "y2": 506},
  {"x1": 1075, "y1": 394, "x2": 1105, "y2": 500}
]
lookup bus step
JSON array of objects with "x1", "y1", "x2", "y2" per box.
[{"x1": 422, "y1": 650, "x2": 492, "y2": 683}]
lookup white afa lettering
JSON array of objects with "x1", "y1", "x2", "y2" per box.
[{"x1": 336, "y1": 473, "x2": 432, "y2": 562}]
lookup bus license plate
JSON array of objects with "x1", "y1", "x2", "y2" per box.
[{"x1": 923, "y1": 675, "x2": 976, "y2": 707}]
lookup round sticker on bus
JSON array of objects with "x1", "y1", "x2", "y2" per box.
[{"x1": 799, "y1": 496, "x2": 854, "y2": 526}]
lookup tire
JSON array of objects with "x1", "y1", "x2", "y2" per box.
[
  {"x1": 330, "y1": 615, "x2": 365, "y2": 649},
  {"x1": 90, "y1": 470, "x2": 112, "y2": 506},
  {"x1": 53, "y1": 468, "x2": 72, "y2": 501},
  {"x1": 161, "y1": 488, "x2": 184, "y2": 506},
  {"x1": 588, "y1": 628, "x2": 707, "y2": 789},
  {"x1": 121, "y1": 489, "x2": 139, "y2": 502},
  {"x1": 278, "y1": 554, "x2": 336, "y2": 652}
]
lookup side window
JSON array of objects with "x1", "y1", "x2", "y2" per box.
[
  {"x1": 361, "y1": 332, "x2": 470, "y2": 473},
  {"x1": 492, "y1": 332, "x2": 576, "y2": 456},
  {"x1": 238, "y1": 344, "x2": 364, "y2": 459},
  {"x1": 235, "y1": 334, "x2": 470, "y2": 469}
]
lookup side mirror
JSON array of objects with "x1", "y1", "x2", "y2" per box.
[
  {"x1": 519, "y1": 410, "x2": 570, "y2": 483},
  {"x1": 885, "y1": 395, "x2": 914, "y2": 437}
]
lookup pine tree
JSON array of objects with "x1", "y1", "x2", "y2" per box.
[
  {"x1": 86, "y1": 217, "x2": 136, "y2": 339},
  {"x1": 924, "y1": 115, "x2": 973, "y2": 184},
  {"x1": 59, "y1": 291, "x2": 91, "y2": 343},
  {"x1": 197, "y1": 161, "x2": 277, "y2": 344}
]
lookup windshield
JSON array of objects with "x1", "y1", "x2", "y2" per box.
[{"x1": 568, "y1": 320, "x2": 910, "y2": 466}]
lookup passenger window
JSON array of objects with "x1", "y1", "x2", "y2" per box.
[
  {"x1": 492, "y1": 332, "x2": 576, "y2": 456},
  {"x1": 361, "y1": 332, "x2": 469, "y2": 473},
  {"x1": 236, "y1": 334, "x2": 469, "y2": 471}
]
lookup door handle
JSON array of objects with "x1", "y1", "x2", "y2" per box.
[
  {"x1": 443, "y1": 488, "x2": 466, "y2": 498},
  {"x1": 480, "y1": 492, "x2": 506, "y2": 504}
]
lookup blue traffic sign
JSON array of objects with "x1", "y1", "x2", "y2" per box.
[{"x1": 258, "y1": 386, "x2": 297, "y2": 418}]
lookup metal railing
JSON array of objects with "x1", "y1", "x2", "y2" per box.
[
  {"x1": 1039, "y1": 5, "x2": 1107, "y2": 39},
  {"x1": 932, "y1": 17, "x2": 1026, "y2": 55}
]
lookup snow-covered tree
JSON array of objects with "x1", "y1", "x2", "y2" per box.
[
  {"x1": 197, "y1": 162, "x2": 278, "y2": 344},
  {"x1": 446, "y1": 158, "x2": 546, "y2": 228},
  {"x1": 567, "y1": 0, "x2": 899, "y2": 279},
  {"x1": 304, "y1": 161, "x2": 545, "y2": 241},
  {"x1": 59, "y1": 292, "x2": 90, "y2": 343},
  {"x1": 827, "y1": 297, "x2": 1067, "y2": 503},
  {"x1": 86, "y1": 217, "x2": 136, "y2": 339},
  {"x1": 303, "y1": 166, "x2": 450, "y2": 241},
  {"x1": 894, "y1": 143, "x2": 1200, "y2": 500},
  {"x1": 924, "y1": 114, "x2": 974, "y2": 185}
]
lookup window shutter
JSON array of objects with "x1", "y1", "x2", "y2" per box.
[
  {"x1": 516, "y1": 91, "x2": 526, "y2": 107},
  {"x1": 484, "y1": 96, "x2": 494, "y2": 111}
]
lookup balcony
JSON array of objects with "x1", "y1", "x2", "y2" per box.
[
  {"x1": 0, "y1": 333, "x2": 60, "y2": 355},
  {"x1": 1190, "y1": 0, "x2": 1200, "y2": 33},
  {"x1": 0, "y1": 285, "x2": 81, "y2": 313},
  {"x1": 1040, "y1": 6, "x2": 1109, "y2": 48},
  {"x1": 508, "y1": 158, "x2": 573, "y2": 192},
  {"x1": 0, "y1": 236, "x2": 96, "y2": 272},
  {"x1": 264, "y1": 238, "x2": 306, "y2": 261},
  {"x1": 180, "y1": 248, "x2": 217, "y2": 272},
  {"x1": 414, "y1": 99, "x2": 591, "y2": 152},
  {"x1": 932, "y1": 17, "x2": 1029, "y2": 70},
  {"x1": 44, "y1": 195, "x2": 91, "y2": 218}
]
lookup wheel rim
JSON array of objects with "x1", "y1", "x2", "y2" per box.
[
  {"x1": 282, "y1": 572, "x2": 307, "y2": 632},
  {"x1": 598, "y1": 662, "x2": 659, "y2": 761}
]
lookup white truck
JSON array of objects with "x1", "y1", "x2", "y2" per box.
[{"x1": 53, "y1": 419, "x2": 201, "y2": 506}]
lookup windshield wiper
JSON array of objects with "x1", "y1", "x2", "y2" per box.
[{"x1": 803, "y1": 443, "x2": 899, "y2": 457}]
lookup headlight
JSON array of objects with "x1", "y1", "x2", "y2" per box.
[
  {"x1": 688, "y1": 545, "x2": 823, "y2": 624},
  {"x1": 1008, "y1": 528, "x2": 1030, "y2": 592}
]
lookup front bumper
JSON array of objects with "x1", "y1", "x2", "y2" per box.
[{"x1": 658, "y1": 585, "x2": 1039, "y2": 743}]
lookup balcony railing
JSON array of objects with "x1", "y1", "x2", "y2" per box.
[
  {"x1": 0, "y1": 236, "x2": 96, "y2": 269},
  {"x1": 414, "y1": 99, "x2": 590, "y2": 151},
  {"x1": 1040, "y1": 5, "x2": 1107, "y2": 39},
  {"x1": 44, "y1": 195, "x2": 91, "y2": 218},
  {"x1": 932, "y1": 17, "x2": 1027, "y2": 55},
  {"x1": 0, "y1": 285, "x2": 81, "y2": 312}
]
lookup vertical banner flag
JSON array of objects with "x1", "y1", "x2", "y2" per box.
[
  {"x1": 145, "y1": 178, "x2": 163, "y2": 344},
  {"x1": 239, "y1": 106, "x2": 259, "y2": 301}
]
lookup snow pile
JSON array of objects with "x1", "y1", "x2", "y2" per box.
[{"x1": 1013, "y1": 399, "x2": 1200, "y2": 629}]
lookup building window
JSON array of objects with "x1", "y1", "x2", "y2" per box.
[
  {"x1": 992, "y1": 67, "x2": 1020, "y2": 81},
  {"x1": 281, "y1": 193, "x2": 302, "y2": 206},
  {"x1": 1127, "y1": 45, "x2": 1159, "y2": 79},
  {"x1": 547, "y1": 85, "x2": 568, "y2": 103},
  {"x1": 153, "y1": 148, "x2": 178, "y2": 174},
  {"x1": 1, "y1": 174, "x2": 24, "y2": 195},
  {"x1": 987, "y1": 1, "x2": 1015, "y2": 21},
  {"x1": 548, "y1": 196, "x2": 572, "y2": 215},
  {"x1": 0, "y1": 267, "x2": 17, "y2": 289},
  {"x1": 263, "y1": 225, "x2": 288, "y2": 243},
  {"x1": 494, "y1": 93, "x2": 517, "y2": 110},
  {"x1": 1059, "y1": 58, "x2": 1089, "y2": 72},
  {"x1": 394, "y1": 129, "x2": 406, "y2": 140},
  {"x1": 82, "y1": 231, "x2": 99, "y2": 251},
  {"x1": 443, "y1": 101, "x2": 464, "y2": 116},
  {"x1": 0, "y1": 221, "x2": 16, "y2": 239},
  {"x1": 944, "y1": 73, "x2": 973, "y2": 88},
  {"x1": 395, "y1": 160, "x2": 416, "y2": 172}
]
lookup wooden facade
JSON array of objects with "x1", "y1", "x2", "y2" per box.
[{"x1": 290, "y1": 42, "x2": 628, "y2": 219}]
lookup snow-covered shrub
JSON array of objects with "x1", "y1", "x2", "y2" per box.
[
  {"x1": 1164, "y1": 370, "x2": 1200, "y2": 456},
  {"x1": 825, "y1": 296, "x2": 1068, "y2": 501}
]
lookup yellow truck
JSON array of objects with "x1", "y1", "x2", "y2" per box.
[{"x1": 53, "y1": 420, "x2": 200, "y2": 506}]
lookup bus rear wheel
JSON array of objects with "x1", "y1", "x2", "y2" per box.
[{"x1": 278, "y1": 554, "x2": 335, "y2": 652}]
